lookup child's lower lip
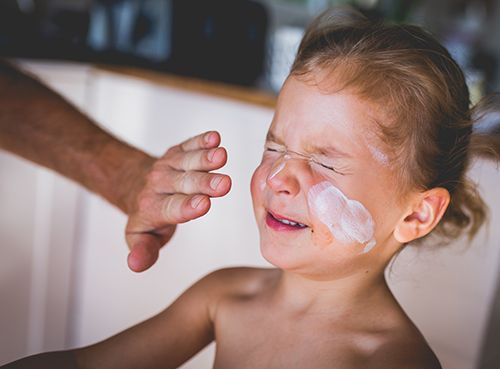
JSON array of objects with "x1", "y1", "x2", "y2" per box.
[{"x1": 265, "y1": 212, "x2": 307, "y2": 232}]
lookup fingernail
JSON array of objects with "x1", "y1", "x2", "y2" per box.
[
  {"x1": 191, "y1": 195, "x2": 205, "y2": 209},
  {"x1": 210, "y1": 175, "x2": 223, "y2": 190},
  {"x1": 204, "y1": 132, "x2": 212, "y2": 144},
  {"x1": 208, "y1": 148, "x2": 218, "y2": 162}
]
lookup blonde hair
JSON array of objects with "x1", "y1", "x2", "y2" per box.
[{"x1": 291, "y1": 7, "x2": 500, "y2": 244}]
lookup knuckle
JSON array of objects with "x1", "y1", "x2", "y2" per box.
[
  {"x1": 177, "y1": 171, "x2": 190, "y2": 190},
  {"x1": 145, "y1": 169, "x2": 160, "y2": 185},
  {"x1": 165, "y1": 146, "x2": 178, "y2": 158},
  {"x1": 182, "y1": 153, "x2": 193, "y2": 169},
  {"x1": 159, "y1": 153, "x2": 177, "y2": 170},
  {"x1": 148, "y1": 165, "x2": 165, "y2": 185},
  {"x1": 162, "y1": 196, "x2": 177, "y2": 221},
  {"x1": 181, "y1": 136, "x2": 196, "y2": 150},
  {"x1": 137, "y1": 192, "x2": 153, "y2": 213}
]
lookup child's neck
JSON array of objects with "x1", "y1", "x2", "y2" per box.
[{"x1": 270, "y1": 268, "x2": 391, "y2": 317}]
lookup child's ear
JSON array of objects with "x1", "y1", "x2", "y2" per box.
[{"x1": 393, "y1": 188, "x2": 450, "y2": 244}]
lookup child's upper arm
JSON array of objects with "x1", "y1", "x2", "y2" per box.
[{"x1": 74, "y1": 269, "x2": 227, "y2": 369}]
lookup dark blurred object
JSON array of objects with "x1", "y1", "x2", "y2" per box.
[
  {"x1": 0, "y1": 0, "x2": 268, "y2": 87},
  {"x1": 0, "y1": 0, "x2": 41, "y2": 57},
  {"x1": 167, "y1": 0, "x2": 268, "y2": 86},
  {"x1": 471, "y1": 48, "x2": 497, "y2": 93},
  {"x1": 0, "y1": 0, "x2": 90, "y2": 60},
  {"x1": 131, "y1": 3, "x2": 154, "y2": 48},
  {"x1": 87, "y1": 0, "x2": 171, "y2": 65}
]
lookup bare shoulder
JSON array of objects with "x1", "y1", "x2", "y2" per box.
[
  {"x1": 200, "y1": 266, "x2": 279, "y2": 297},
  {"x1": 366, "y1": 317, "x2": 442, "y2": 369}
]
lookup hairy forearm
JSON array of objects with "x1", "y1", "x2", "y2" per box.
[
  {"x1": 1, "y1": 350, "x2": 80, "y2": 369},
  {"x1": 0, "y1": 60, "x2": 154, "y2": 213}
]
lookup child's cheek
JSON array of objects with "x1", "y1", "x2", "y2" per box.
[
  {"x1": 254, "y1": 155, "x2": 278, "y2": 191},
  {"x1": 250, "y1": 163, "x2": 269, "y2": 198},
  {"x1": 310, "y1": 215, "x2": 334, "y2": 248},
  {"x1": 307, "y1": 181, "x2": 377, "y2": 253}
]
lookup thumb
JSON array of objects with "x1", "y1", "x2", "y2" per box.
[{"x1": 127, "y1": 233, "x2": 161, "y2": 272}]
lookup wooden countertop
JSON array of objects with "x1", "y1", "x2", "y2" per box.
[{"x1": 97, "y1": 65, "x2": 277, "y2": 109}]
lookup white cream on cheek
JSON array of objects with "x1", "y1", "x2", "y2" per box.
[{"x1": 307, "y1": 181, "x2": 377, "y2": 253}]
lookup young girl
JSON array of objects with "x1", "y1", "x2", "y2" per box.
[{"x1": 5, "y1": 6, "x2": 500, "y2": 369}]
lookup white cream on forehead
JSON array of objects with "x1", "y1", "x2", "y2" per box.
[
  {"x1": 363, "y1": 129, "x2": 389, "y2": 167},
  {"x1": 307, "y1": 181, "x2": 376, "y2": 253},
  {"x1": 367, "y1": 144, "x2": 389, "y2": 166}
]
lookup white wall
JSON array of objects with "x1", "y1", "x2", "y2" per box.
[{"x1": 0, "y1": 61, "x2": 90, "y2": 363}]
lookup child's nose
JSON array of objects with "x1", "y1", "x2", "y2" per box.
[{"x1": 266, "y1": 156, "x2": 301, "y2": 196}]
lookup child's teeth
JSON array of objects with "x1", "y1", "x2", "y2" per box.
[{"x1": 277, "y1": 217, "x2": 306, "y2": 228}]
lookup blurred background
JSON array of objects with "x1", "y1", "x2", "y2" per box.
[
  {"x1": 1, "y1": 0, "x2": 499, "y2": 95},
  {"x1": 1, "y1": 1, "x2": 500, "y2": 369}
]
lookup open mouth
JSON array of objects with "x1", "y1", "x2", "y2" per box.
[{"x1": 266, "y1": 210, "x2": 308, "y2": 231}]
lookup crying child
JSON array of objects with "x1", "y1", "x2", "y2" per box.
[{"x1": 5, "y1": 6, "x2": 500, "y2": 369}]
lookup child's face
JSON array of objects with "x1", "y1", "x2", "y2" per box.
[{"x1": 251, "y1": 74, "x2": 406, "y2": 279}]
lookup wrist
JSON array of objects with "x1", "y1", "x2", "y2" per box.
[
  {"x1": 110, "y1": 144, "x2": 156, "y2": 214},
  {"x1": 85, "y1": 137, "x2": 155, "y2": 214}
]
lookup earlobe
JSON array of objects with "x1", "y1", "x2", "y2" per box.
[{"x1": 393, "y1": 188, "x2": 450, "y2": 244}]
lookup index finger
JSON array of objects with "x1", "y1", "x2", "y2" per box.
[{"x1": 180, "y1": 131, "x2": 221, "y2": 152}]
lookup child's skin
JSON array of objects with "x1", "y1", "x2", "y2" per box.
[
  {"x1": 212, "y1": 74, "x2": 447, "y2": 368},
  {"x1": 4, "y1": 73, "x2": 448, "y2": 369}
]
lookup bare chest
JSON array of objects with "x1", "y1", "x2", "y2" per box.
[{"x1": 211, "y1": 302, "x2": 366, "y2": 369}]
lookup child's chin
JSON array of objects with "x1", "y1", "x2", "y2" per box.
[{"x1": 259, "y1": 239, "x2": 300, "y2": 270}]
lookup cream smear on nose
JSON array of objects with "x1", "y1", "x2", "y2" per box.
[
  {"x1": 307, "y1": 181, "x2": 377, "y2": 253},
  {"x1": 269, "y1": 161, "x2": 286, "y2": 180},
  {"x1": 267, "y1": 153, "x2": 293, "y2": 183},
  {"x1": 260, "y1": 158, "x2": 287, "y2": 191}
]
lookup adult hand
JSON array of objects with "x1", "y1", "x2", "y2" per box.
[
  {"x1": 0, "y1": 61, "x2": 231, "y2": 273},
  {"x1": 125, "y1": 131, "x2": 231, "y2": 272}
]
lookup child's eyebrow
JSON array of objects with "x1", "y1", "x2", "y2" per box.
[
  {"x1": 266, "y1": 130, "x2": 352, "y2": 159},
  {"x1": 265, "y1": 130, "x2": 284, "y2": 145},
  {"x1": 306, "y1": 144, "x2": 352, "y2": 159}
]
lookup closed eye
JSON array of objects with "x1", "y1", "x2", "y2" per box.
[
  {"x1": 264, "y1": 144, "x2": 286, "y2": 154},
  {"x1": 314, "y1": 161, "x2": 346, "y2": 176}
]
